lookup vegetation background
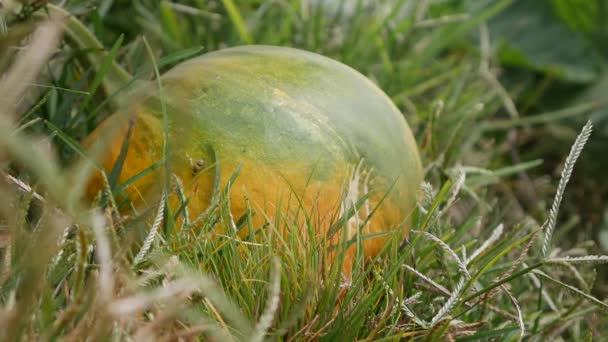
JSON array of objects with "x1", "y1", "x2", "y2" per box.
[{"x1": 0, "y1": 0, "x2": 607, "y2": 340}]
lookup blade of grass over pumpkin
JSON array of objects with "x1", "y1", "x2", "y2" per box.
[
  {"x1": 326, "y1": 191, "x2": 372, "y2": 241},
  {"x1": 172, "y1": 177, "x2": 190, "y2": 226},
  {"x1": 136, "y1": 37, "x2": 174, "y2": 235},
  {"x1": 334, "y1": 231, "x2": 393, "y2": 253},
  {"x1": 318, "y1": 215, "x2": 351, "y2": 320},
  {"x1": 356, "y1": 176, "x2": 397, "y2": 232},
  {"x1": 107, "y1": 115, "x2": 134, "y2": 190},
  {"x1": 277, "y1": 161, "x2": 323, "y2": 237},
  {"x1": 223, "y1": 163, "x2": 243, "y2": 197},
  {"x1": 182, "y1": 145, "x2": 221, "y2": 232},
  {"x1": 204, "y1": 163, "x2": 242, "y2": 234},
  {"x1": 133, "y1": 46, "x2": 204, "y2": 75},
  {"x1": 328, "y1": 178, "x2": 398, "y2": 253},
  {"x1": 221, "y1": 0, "x2": 253, "y2": 44},
  {"x1": 113, "y1": 160, "x2": 163, "y2": 199},
  {"x1": 234, "y1": 206, "x2": 256, "y2": 234},
  {"x1": 142, "y1": 36, "x2": 170, "y2": 196}
]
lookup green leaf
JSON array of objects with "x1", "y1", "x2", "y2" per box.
[{"x1": 483, "y1": 0, "x2": 601, "y2": 83}]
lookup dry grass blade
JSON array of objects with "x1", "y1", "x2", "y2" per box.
[
  {"x1": 410, "y1": 230, "x2": 470, "y2": 279},
  {"x1": 466, "y1": 223, "x2": 503, "y2": 265},
  {"x1": 2, "y1": 172, "x2": 46, "y2": 202},
  {"x1": 50, "y1": 224, "x2": 75, "y2": 267},
  {"x1": 91, "y1": 211, "x2": 114, "y2": 303},
  {"x1": 401, "y1": 302, "x2": 429, "y2": 328},
  {"x1": 109, "y1": 278, "x2": 199, "y2": 317},
  {"x1": 403, "y1": 292, "x2": 423, "y2": 306},
  {"x1": 547, "y1": 255, "x2": 608, "y2": 265},
  {"x1": 542, "y1": 120, "x2": 593, "y2": 258},
  {"x1": 0, "y1": 20, "x2": 63, "y2": 122},
  {"x1": 441, "y1": 168, "x2": 466, "y2": 215},
  {"x1": 502, "y1": 285, "x2": 525, "y2": 342},
  {"x1": 134, "y1": 193, "x2": 166, "y2": 264},
  {"x1": 403, "y1": 264, "x2": 450, "y2": 296},
  {"x1": 417, "y1": 182, "x2": 435, "y2": 215},
  {"x1": 251, "y1": 256, "x2": 282, "y2": 342},
  {"x1": 429, "y1": 276, "x2": 466, "y2": 327},
  {"x1": 0, "y1": 206, "x2": 70, "y2": 339}
]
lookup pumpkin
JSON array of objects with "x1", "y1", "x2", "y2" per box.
[{"x1": 82, "y1": 45, "x2": 423, "y2": 273}]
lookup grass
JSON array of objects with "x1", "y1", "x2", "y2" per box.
[{"x1": 0, "y1": 0, "x2": 607, "y2": 340}]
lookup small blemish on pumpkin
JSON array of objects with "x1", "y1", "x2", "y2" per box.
[{"x1": 190, "y1": 159, "x2": 205, "y2": 175}]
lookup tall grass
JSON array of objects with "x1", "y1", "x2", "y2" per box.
[{"x1": 0, "y1": 1, "x2": 606, "y2": 340}]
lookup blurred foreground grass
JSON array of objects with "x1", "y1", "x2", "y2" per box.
[{"x1": 0, "y1": 0, "x2": 607, "y2": 340}]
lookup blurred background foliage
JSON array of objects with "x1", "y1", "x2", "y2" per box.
[{"x1": 480, "y1": 0, "x2": 608, "y2": 251}]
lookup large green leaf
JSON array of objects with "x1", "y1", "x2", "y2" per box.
[
  {"x1": 484, "y1": 0, "x2": 602, "y2": 83},
  {"x1": 550, "y1": 0, "x2": 608, "y2": 37}
]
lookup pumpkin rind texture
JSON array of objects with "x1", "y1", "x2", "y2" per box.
[{"x1": 83, "y1": 45, "x2": 423, "y2": 267}]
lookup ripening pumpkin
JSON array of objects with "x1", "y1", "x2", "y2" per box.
[{"x1": 82, "y1": 45, "x2": 423, "y2": 273}]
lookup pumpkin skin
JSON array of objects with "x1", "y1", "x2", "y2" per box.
[{"x1": 83, "y1": 45, "x2": 422, "y2": 272}]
